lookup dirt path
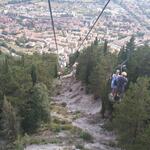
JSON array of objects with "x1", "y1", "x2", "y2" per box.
[{"x1": 25, "y1": 77, "x2": 119, "y2": 150}]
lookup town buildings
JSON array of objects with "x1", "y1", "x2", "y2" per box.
[{"x1": 0, "y1": 0, "x2": 150, "y2": 66}]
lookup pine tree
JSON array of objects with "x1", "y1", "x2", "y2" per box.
[
  {"x1": 31, "y1": 64, "x2": 37, "y2": 86},
  {"x1": 77, "y1": 43, "x2": 117, "y2": 117},
  {"x1": 69, "y1": 50, "x2": 80, "y2": 67},
  {"x1": 118, "y1": 36, "x2": 135, "y2": 65},
  {"x1": 4, "y1": 56, "x2": 9, "y2": 73},
  {"x1": 127, "y1": 45, "x2": 150, "y2": 82},
  {"x1": 76, "y1": 44, "x2": 101, "y2": 85},
  {"x1": 118, "y1": 46, "x2": 127, "y2": 63},
  {"x1": 21, "y1": 54, "x2": 25, "y2": 67},
  {"x1": 21, "y1": 83, "x2": 50, "y2": 133},
  {"x1": 89, "y1": 53, "x2": 116, "y2": 117},
  {"x1": 112, "y1": 77, "x2": 150, "y2": 150},
  {"x1": 54, "y1": 64, "x2": 58, "y2": 78},
  {"x1": 103, "y1": 39, "x2": 108, "y2": 55},
  {"x1": 126, "y1": 35, "x2": 135, "y2": 59},
  {"x1": 1, "y1": 96, "x2": 19, "y2": 140},
  {"x1": 94, "y1": 37, "x2": 98, "y2": 45}
]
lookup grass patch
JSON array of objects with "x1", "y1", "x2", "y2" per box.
[
  {"x1": 14, "y1": 135, "x2": 24, "y2": 150},
  {"x1": 79, "y1": 131, "x2": 93, "y2": 142},
  {"x1": 76, "y1": 144, "x2": 84, "y2": 149},
  {"x1": 22, "y1": 134, "x2": 50, "y2": 145},
  {"x1": 51, "y1": 105, "x2": 68, "y2": 117},
  {"x1": 104, "y1": 121, "x2": 114, "y2": 131},
  {"x1": 14, "y1": 134, "x2": 61, "y2": 148},
  {"x1": 50, "y1": 123, "x2": 61, "y2": 133},
  {"x1": 37, "y1": 123, "x2": 51, "y2": 132},
  {"x1": 61, "y1": 124, "x2": 73, "y2": 131},
  {"x1": 70, "y1": 126, "x2": 82, "y2": 135},
  {"x1": 51, "y1": 122, "x2": 75, "y2": 133},
  {"x1": 60, "y1": 102, "x2": 67, "y2": 107},
  {"x1": 73, "y1": 111, "x2": 81, "y2": 120},
  {"x1": 49, "y1": 139, "x2": 59, "y2": 144},
  {"x1": 108, "y1": 141, "x2": 118, "y2": 147},
  {"x1": 53, "y1": 117, "x2": 68, "y2": 125}
]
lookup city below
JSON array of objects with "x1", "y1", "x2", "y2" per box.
[{"x1": 0, "y1": 0, "x2": 150, "y2": 66}]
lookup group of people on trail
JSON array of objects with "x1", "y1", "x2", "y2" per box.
[{"x1": 111, "y1": 69, "x2": 128, "y2": 99}]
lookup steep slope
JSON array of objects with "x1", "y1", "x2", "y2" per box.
[{"x1": 25, "y1": 76, "x2": 119, "y2": 150}]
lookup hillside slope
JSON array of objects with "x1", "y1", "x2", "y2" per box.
[{"x1": 25, "y1": 76, "x2": 119, "y2": 150}]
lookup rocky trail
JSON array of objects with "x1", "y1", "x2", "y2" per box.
[{"x1": 25, "y1": 76, "x2": 118, "y2": 150}]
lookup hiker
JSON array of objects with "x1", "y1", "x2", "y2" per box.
[
  {"x1": 116, "y1": 71, "x2": 128, "y2": 98},
  {"x1": 111, "y1": 70, "x2": 120, "y2": 96}
]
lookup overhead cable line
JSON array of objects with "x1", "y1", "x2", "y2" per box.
[
  {"x1": 77, "y1": 0, "x2": 111, "y2": 51},
  {"x1": 48, "y1": 0, "x2": 58, "y2": 55}
]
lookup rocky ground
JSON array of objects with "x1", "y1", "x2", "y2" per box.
[{"x1": 25, "y1": 76, "x2": 119, "y2": 150}]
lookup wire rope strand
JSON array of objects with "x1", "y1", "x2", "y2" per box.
[
  {"x1": 77, "y1": 0, "x2": 111, "y2": 51},
  {"x1": 48, "y1": 0, "x2": 58, "y2": 55}
]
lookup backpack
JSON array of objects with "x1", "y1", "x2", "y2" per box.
[{"x1": 113, "y1": 78, "x2": 118, "y2": 86}]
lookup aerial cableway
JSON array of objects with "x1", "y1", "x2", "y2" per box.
[
  {"x1": 48, "y1": 0, "x2": 58, "y2": 54},
  {"x1": 47, "y1": 0, "x2": 111, "y2": 65},
  {"x1": 47, "y1": 0, "x2": 130, "y2": 103},
  {"x1": 76, "y1": 0, "x2": 111, "y2": 51}
]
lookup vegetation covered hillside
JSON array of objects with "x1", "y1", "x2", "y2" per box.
[
  {"x1": 0, "y1": 52, "x2": 57, "y2": 149},
  {"x1": 0, "y1": 36, "x2": 150, "y2": 150},
  {"x1": 71, "y1": 37, "x2": 150, "y2": 149}
]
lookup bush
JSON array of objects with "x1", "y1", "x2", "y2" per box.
[
  {"x1": 21, "y1": 83, "x2": 51, "y2": 133},
  {"x1": 76, "y1": 144, "x2": 84, "y2": 149},
  {"x1": 50, "y1": 123, "x2": 61, "y2": 133},
  {"x1": 76, "y1": 42, "x2": 117, "y2": 116},
  {"x1": 14, "y1": 135, "x2": 24, "y2": 150},
  {"x1": 79, "y1": 131, "x2": 93, "y2": 142},
  {"x1": 0, "y1": 96, "x2": 19, "y2": 140},
  {"x1": 112, "y1": 77, "x2": 150, "y2": 150},
  {"x1": 69, "y1": 51, "x2": 80, "y2": 66},
  {"x1": 0, "y1": 53, "x2": 57, "y2": 145}
]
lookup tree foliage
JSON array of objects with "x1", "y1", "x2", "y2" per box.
[
  {"x1": 76, "y1": 42, "x2": 117, "y2": 116},
  {"x1": 118, "y1": 35, "x2": 135, "y2": 64},
  {"x1": 103, "y1": 39, "x2": 108, "y2": 55},
  {"x1": 69, "y1": 50, "x2": 80, "y2": 67},
  {"x1": 127, "y1": 45, "x2": 150, "y2": 82},
  {"x1": 0, "y1": 52, "x2": 57, "y2": 142},
  {"x1": 76, "y1": 37, "x2": 150, "y2": 149},
  {"x1": 1, "y1": 96, "x2": 19, "y2": 140},
  {"x1": 21, "y1": 83, "x2": 50, "y2": 133},
  {"x1": 31, "y1": 64, "x2": 37, "y2": 86},
  {"x1": 112, "y1": 77, "x2": 150, "y2": 150}
]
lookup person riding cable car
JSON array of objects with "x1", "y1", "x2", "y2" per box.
[
  {"x1": 109, "y1": 71, "x2": 128, "y2": 102},
  {"x1": 116, "y1": 71, "x2": 128, "y2": 99},
  {"x1": 111, "y1": 69, "x2": 120, "y2": 97}
]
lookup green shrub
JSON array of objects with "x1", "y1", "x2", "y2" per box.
[
  {"x1": 79, "y1": 131, "x2": 93, "y2": 142},
  {"x1": 14, "y1": 135, "x2": 24, "y2": 150},
  {"x1": 51, "y1": 123, "x2": 61, "y2": 133},
  {"x1": 21, "y1": 83, "x2": 51, "y2": 133},
  {"x1": 76, "y1": 144, "x2": 84, "y2": 149}
]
